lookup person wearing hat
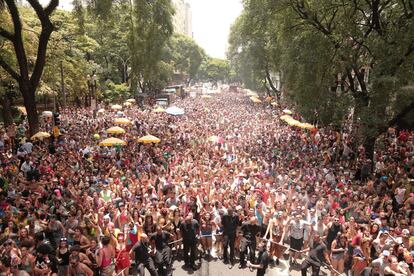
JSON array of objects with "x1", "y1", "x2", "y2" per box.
[{"x1": 371, "y1": 250, "x2": 391, "y2": 276}]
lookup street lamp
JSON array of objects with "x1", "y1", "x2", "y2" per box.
[
  {"x1": 92, "y1": 74, "x2": 97, "y2": 99},
  {"x1": 87, "y1": 74, "x2": 92, "y2": 106}
]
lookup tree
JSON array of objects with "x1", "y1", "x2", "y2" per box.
[
  {"x1": 196, "y1": 57, "x2": 230, "y2": 84},
  {"x1": 129, "y1": 0, "x2": 174, "y2": 94},
  {"x1": 282, "y1": 0, "x2": 414, "y2": 158},
  {"x1": 0, "y1": 0, "x2": 59, "y2": 135},
  {"x1": 227, "y1": 0, "x2": 283, "y2": 97},
  {"x1": 231, "y1": 0, "x2": 414, "y2": 159},
  {"x1": 167, "y1": 33, "x2": 205, "y2": 84}
]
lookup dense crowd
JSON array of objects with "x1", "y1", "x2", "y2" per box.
[{"x1": 0, "y1": 90, "x2": 413, "y2": 276}]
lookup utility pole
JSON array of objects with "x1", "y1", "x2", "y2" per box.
[{"x1": 60, "y1": 61, "x2": 66, "y2": 107}]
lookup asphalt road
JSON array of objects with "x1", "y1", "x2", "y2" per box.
[{"x1": 171, "y1": 255, "x2": 332, "y2": 276}]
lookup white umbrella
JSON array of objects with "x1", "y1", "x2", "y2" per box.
[
  {"x1": 42, "y1": 111, "x2": 53, "y2": 117},
  {"x1": 165, "y1": 106, "x2": 185, "y2": 116}
]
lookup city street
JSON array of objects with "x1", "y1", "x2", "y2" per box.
[{"x1": 172, "y1": 253, "x2": 331, "y2": 276}]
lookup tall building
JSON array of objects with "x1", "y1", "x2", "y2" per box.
[
  {"x1": 185, "y1": 2, "x2": 192, "y2": 37},
  {"x1": 171, "y1": 0, "x2": 192, "y2": 37}
]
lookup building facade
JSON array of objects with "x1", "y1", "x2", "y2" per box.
[{"x1": 171, "y1": 0, "x2": 192, "y2": 37}]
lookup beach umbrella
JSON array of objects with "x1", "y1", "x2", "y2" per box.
[
  {"x1": 271, "y1": 102, "x2": 278, "y2": 106},
  {"x1": 283, "y1": 109, "x2": 293, "y2": 115},
  {"x1": 97, "y1": 108, "x2": 105, "y2": 114},
  {"x1": 16, "y1": 106, "x2": 27, "y2": 115},
  {"x1": 111, "y1": 104, "x2": 123, "y2": 110},
  {"x1": 137, "y1": 134, "x2": 161, "y2": 144},
  {"x1": 250, "y1": 97, "x2": 262, "y2": 103},
  {"x1": 301, "y1": 123, "x2": 316, "y2": 130},
  {"x1": 31, "y1": 131, "x2": 50, "y2": 140},
  {"x1": 123, "y1": 102, "x2": 132, "y2": 107},
  {"x1": 208, "y1": 135, "x2": 225, "y2": 144},
  {"x1": 114, "y1": 118, "x2": 132, "y2": 125},
  {"x1": 106, "y1": 126, "x2": 126, "y2": 134},
  {"x1": 246, "y1": 90, "x2": 259, "y2": 97},
  {"x1": 153, "y1": 107, "x2": 165, "y2": 113},
  {"x1": 265, "y1": 96, "x2": 273, "y2": 102},
  {"x1": 280, "y1": 115, "x2": 293, "y2": 121},
  {"x1": 165, "y1": 106, "x2": 185, "y2": 116},
  {"x1": 126, "y1": 99, "x2": 136, "y2": 103},
  {"x1": 93, "y1": 134, "x2": 100, "y2": 140},
  {"x1": 41, "y1": 111, "x2": 53, "y2": 117},
  {"x1": 99, "y1": 137, "x2": 126, "y2": 147}
]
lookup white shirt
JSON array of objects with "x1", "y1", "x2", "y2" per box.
[{"x1": 290, "y1": 220, "x2": 308, "y2": 239}]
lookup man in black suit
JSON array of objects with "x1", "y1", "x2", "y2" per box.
[
  {"x1": 221, "y1": 206, "x2": 240, "y2": 267},
  {"x1": 179, "y1": 214, "x2": 199, "y2": 270},
  {"x1": 239, "y1": 216, "x2": 261, "y2": 269},
  {"x1": 247, "y1": 240, "x2": 270, "y2": 276},
  {"x1": 130, "y1": 233, "x2": 158, "y2": 276}
]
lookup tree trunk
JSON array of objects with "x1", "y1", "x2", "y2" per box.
[
  {"x1": 21, "y1": 83, "x2": 39, "y2": 136},
  {"x1": 363, "y1": 135, "x2": 376, "y2": 161},
  {"x1": 265, "y1": 68, "x2": 280, "y2": 101},
  {"x1": 0, "y1": 94, "x2": 13, "y2": 127}
]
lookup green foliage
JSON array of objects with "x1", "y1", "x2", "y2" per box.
[
  {"x1": 129, "y1": 0, "x2": 174, "y2": 94},
  {"x1": 167, "y1": 33, "x2": 205, "y2": 82},
  {"x1": 230, "y1": 0, "x2": 414, "y2": 148},
  {"x1": 196, "y1": 57, "x2": 230, "y2": 83},
  {"x1": 100, "y1": 81, "x2": 131, "y2": 103}
]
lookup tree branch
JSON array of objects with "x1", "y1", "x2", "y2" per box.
[
  {"x1": 0, "y1": 27, "x2": 13, "y2": 41},
  {"x1": 44, "y1": 0, "x2": 59, "y2": 16},
  {"x1": 388, "y1": 100, "x2": 414, "y2": 127},
  {"x1": 0, "y1": 57, "x2": 20, "y2": 80},
  {"x1": 5, "y1": 0, "x2": 29, "y2": 79}
]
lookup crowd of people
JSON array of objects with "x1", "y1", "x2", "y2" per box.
[{"x1": 0, "y1": 90, "x2": 413, "y2": 276}]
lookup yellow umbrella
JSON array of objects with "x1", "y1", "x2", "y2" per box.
[
  {"x1": 287, "y1": 119, "x2": 301, "y2": 127},
  {"x1": 250, "y1": 97, "x2": 262, "y2": 103},
  {"x1": 99, "y1": 137, "x2": 127, "y2": 146},
  {"x1": 153, "y1": 107, "x2": 165, "y2": 113},
  {"x1": 301, "y1": 123, "x2": 316, "y2": 130},
  {"x1": 201, "y1": 95, "x2": 212, "y2": 98},
  {"x1": 126, "y1": 99, "x2": 136, "y2": 103},
  {"x1": 246, "y1": 90, "x2": 259, "y2": 97},
  {"x1": 106, "y1": 126, "x2": 126, "y2": 134},
  {"x1": 16, "y1": 106, "x2": 27, "y2": 115},
  {"x1": 31, "y1": 131, "x2": 50, "y2": 140},
  {"x1": 111, "y1": 104, "x2": 123, "y2": 110},
  {"x1": 283, "y1": 109, "x2": 293, "y2": 115},
  {"x1": 114, "y1": 118, "x2": 132, "y2": 125},
  {"x1": 280, "y1": 115, "x2": 293, "y2": 121},
  {"x1": 137, "y1": 134, "x2": 161, "y2": 144}
]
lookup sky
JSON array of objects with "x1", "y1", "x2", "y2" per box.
[
  {"x1": 188, "y1": 0, "x2": 243, "y2": 59},
  {"x1": 39, "y1": 0, "x2": 243, "y2": 59}
]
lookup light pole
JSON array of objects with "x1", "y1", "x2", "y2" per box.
[
  {"x1": 112, "y1": 53, "x2": 130, "y2": 83},
  {"x1": 87, "y1": 74, "x2": 97, "y2": 107}
]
